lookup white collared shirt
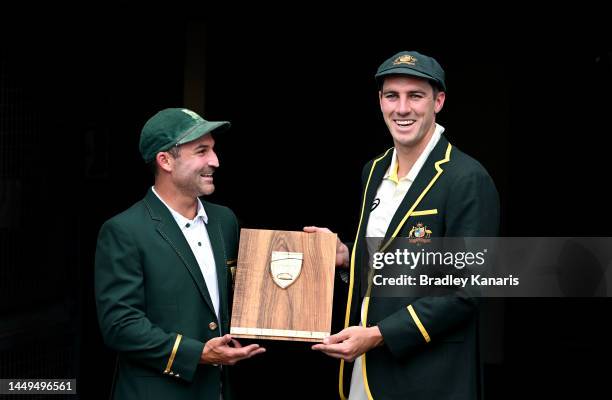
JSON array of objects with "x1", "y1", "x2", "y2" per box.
[
  {"x1": 366, "y1": 123, "x2": 444, "y2": 239},
  {"x1": 348, "y1": 124, "x2": 445, "y2": 400},
  {"x1": 152, "y1": 187, "x2": 220, "y2": 320}
]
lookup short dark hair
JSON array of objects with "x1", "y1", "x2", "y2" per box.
[
  {"x1": 432, "y1": 84, "x2": 441, "y2": 98},
  {"x1": 147, "y1": 146, "x2": 181, "y2": 176}
]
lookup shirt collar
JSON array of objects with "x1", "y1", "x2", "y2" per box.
[
  {"x1": 151, "y1": 186, "x2": 209, "y2": 227},
  {"x1": 385, "y1": 123, "x2": 445, "y2": 184}
]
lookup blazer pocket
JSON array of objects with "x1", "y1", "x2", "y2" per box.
[{"x1": 411, "y1": 209, "x2": 438, "y2": 217}]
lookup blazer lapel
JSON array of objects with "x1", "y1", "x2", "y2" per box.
[
  {"x1": 383, "y1": 136, "x2": 452, "y2": 247},
  {"x1": 143, "y1": 189, "x2": 217, "y2": 315},
  {"x1": 359, "y1": 148, "x2": 394, "y2": 240},
  {"x1": 346, "y1": 148, "x2": 394, "y2": 325},
  {"x1": 202, "y1": 206, "x2": 229, "y2": 332}
]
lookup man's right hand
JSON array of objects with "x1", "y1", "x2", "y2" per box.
[
  {"x1": 200, "y1": 335, "x2": 266, "y2": 366},
  {"x1": 303, "y1": 226, "x2": 350, "y2": 268}
]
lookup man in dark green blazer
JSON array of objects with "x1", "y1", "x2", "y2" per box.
[
  {"x1": 309, "y1": 51, "x2": 500, "y2": 399},
  {"x1": 95, "y1": 108, "x2": 265, "y2": 399}
]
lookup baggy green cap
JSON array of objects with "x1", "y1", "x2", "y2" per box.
[
  {"x1": 139, "y1": 108, "x2": 230, "y2": 163},
  {"x1": 375, "y1": 50, "x2": 446, "y2": 91}
]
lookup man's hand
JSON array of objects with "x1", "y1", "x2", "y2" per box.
[
  {"x1": 200, "y1": 335, "x2": 266, "y2": 366},
  {"x1": 303, "y1": 226, "x2": 349, "y2": 268},
  {"x1": 311, "y1": 326, "x2": 383, "y2": 362}
]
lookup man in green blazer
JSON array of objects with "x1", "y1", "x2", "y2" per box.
[
  {"x1": 95, "y1": 108, "x2": 265, "y2": 399},
  {"x1": 309, "y1": 51, "x2": 500, "y2": 399}
]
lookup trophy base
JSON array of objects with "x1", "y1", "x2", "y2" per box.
[{"x1": 230, "y1": 327, "x2": 328, "y2": 343}]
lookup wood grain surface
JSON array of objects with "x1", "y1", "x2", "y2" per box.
[{"x1": 230, "y1": 229, "x2": 336, "y2": 342}]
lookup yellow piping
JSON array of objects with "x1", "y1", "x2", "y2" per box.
[
  {"x1": 408, "y1": 304, "x2": 431, "y2": 343},
  {"x1": 379, "y1": 143, "x2": 452, "y2": 253},
  {"x1": 361, "y1": 143, "x2": 453, "y2": 399},
  {"x1": 410, "y1": 209, "x2": 438, "y2": 216},
  {"x1": 339, "y1": 147, "x2": 393, "y2": 400}
]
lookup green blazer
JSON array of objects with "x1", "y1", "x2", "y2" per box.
[
  {"x1": 95, "y1": 188, "x2": 239, "y2": 400},
  {"x1": 340, "y1": 136, "x2": 500, "y2": 400}
]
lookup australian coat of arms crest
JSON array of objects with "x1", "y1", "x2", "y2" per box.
[{"x1": 408, "y1": 223, "x2": 432, "y2": 244}]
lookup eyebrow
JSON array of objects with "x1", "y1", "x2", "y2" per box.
[
  {"x1": 193, "y1": 144, "x2": 210, "y2": 151},
  {"x1": 383, "y1": 89, "x2": 427, "y2": 95}
]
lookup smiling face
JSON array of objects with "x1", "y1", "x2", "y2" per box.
[
  {"x1": 168, "y1": 133, "x2": 219, "y2": 197},
  {"x1": 379, "y1": 75, "x2": 445, "y2": 151}
]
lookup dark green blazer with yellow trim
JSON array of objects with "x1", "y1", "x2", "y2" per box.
[
  {"x1": 340, "y1": 135, "x2": 500, "y2": 400},
  {"x1": 95, "y1": 188, "x2": 238, "y2": 400}
]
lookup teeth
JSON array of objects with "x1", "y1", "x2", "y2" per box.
[{"x1": 395, "y1": 120, "x2": 415, "y2": 127}]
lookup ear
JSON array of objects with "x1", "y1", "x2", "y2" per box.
[
  {"x1": 434, "y1": 91, "x2": 446, "y2": 114},
  {"x1": 156, "y1": 152, "x2": 173, "y2": 173}
]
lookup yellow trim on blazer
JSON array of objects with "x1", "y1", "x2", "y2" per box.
[
  {"x1": 410, "y1": 209, "x2": 438, "y2": 216},
  {"x1": 339, "y1": 147, "x2": 393, "y2": 400},
  {"x1": 164, "y1": 333, "x2": 182, "y2": 374},
  {"x1": 407, "y1": 304, "x2": 431, "y2": 343},
  {"x1": 354, "y1": 143, "x2": 452, "y2": 399},
  {"x1": 380, "y1": 143, "x2": 452, "y2": 252},
  {"x1": 362, "y1": 352, "x2": 375, "y2": 400}
]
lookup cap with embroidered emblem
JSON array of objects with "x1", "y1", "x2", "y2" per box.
[
  {"x1": 139, "y1": 108, "x2": 230, "y2": 163},
  {"x1": 375, "y1": 50, "x2": 446, "y2": 91}
]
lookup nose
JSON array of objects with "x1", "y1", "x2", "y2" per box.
[
  {"x1": 208, "y1": 149, "x2": 220, "y2": 168},
  {"x1": 397, "y1": 95, "x2": 411, "y2": 115}
]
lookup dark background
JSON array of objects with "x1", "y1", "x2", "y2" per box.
[{"x1": 1, "y1": 19, "x2": 611, "y2": 399}]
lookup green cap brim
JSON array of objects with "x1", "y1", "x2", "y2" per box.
[
  {"x1": 176, "y1": 120, "x2": 231, "y2": 145},
  {"x1": 376, "y1": 67, "x2": 445, "y2": 90}
]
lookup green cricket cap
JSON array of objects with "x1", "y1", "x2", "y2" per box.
[
  {"x1": 139, "y1": 108, "x2": 230, "y2": 163},
  {"x1": 375, "y1": 50, "x2": 446, "y2": 91}
]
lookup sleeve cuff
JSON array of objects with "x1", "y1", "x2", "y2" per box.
[
  {"x1": 407, "y1": 304, "x2": 431, "y2": 343},
  {"x1": 161, "y1": 333, "x2": 204, "y2": 382},
  {"x1": 377, "y1": 304, "x2": 431, "y2": 359}
]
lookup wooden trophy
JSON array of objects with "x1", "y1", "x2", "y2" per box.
[{"x1": 230, "y1": 229, "x2": 336, "y2": 342}]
